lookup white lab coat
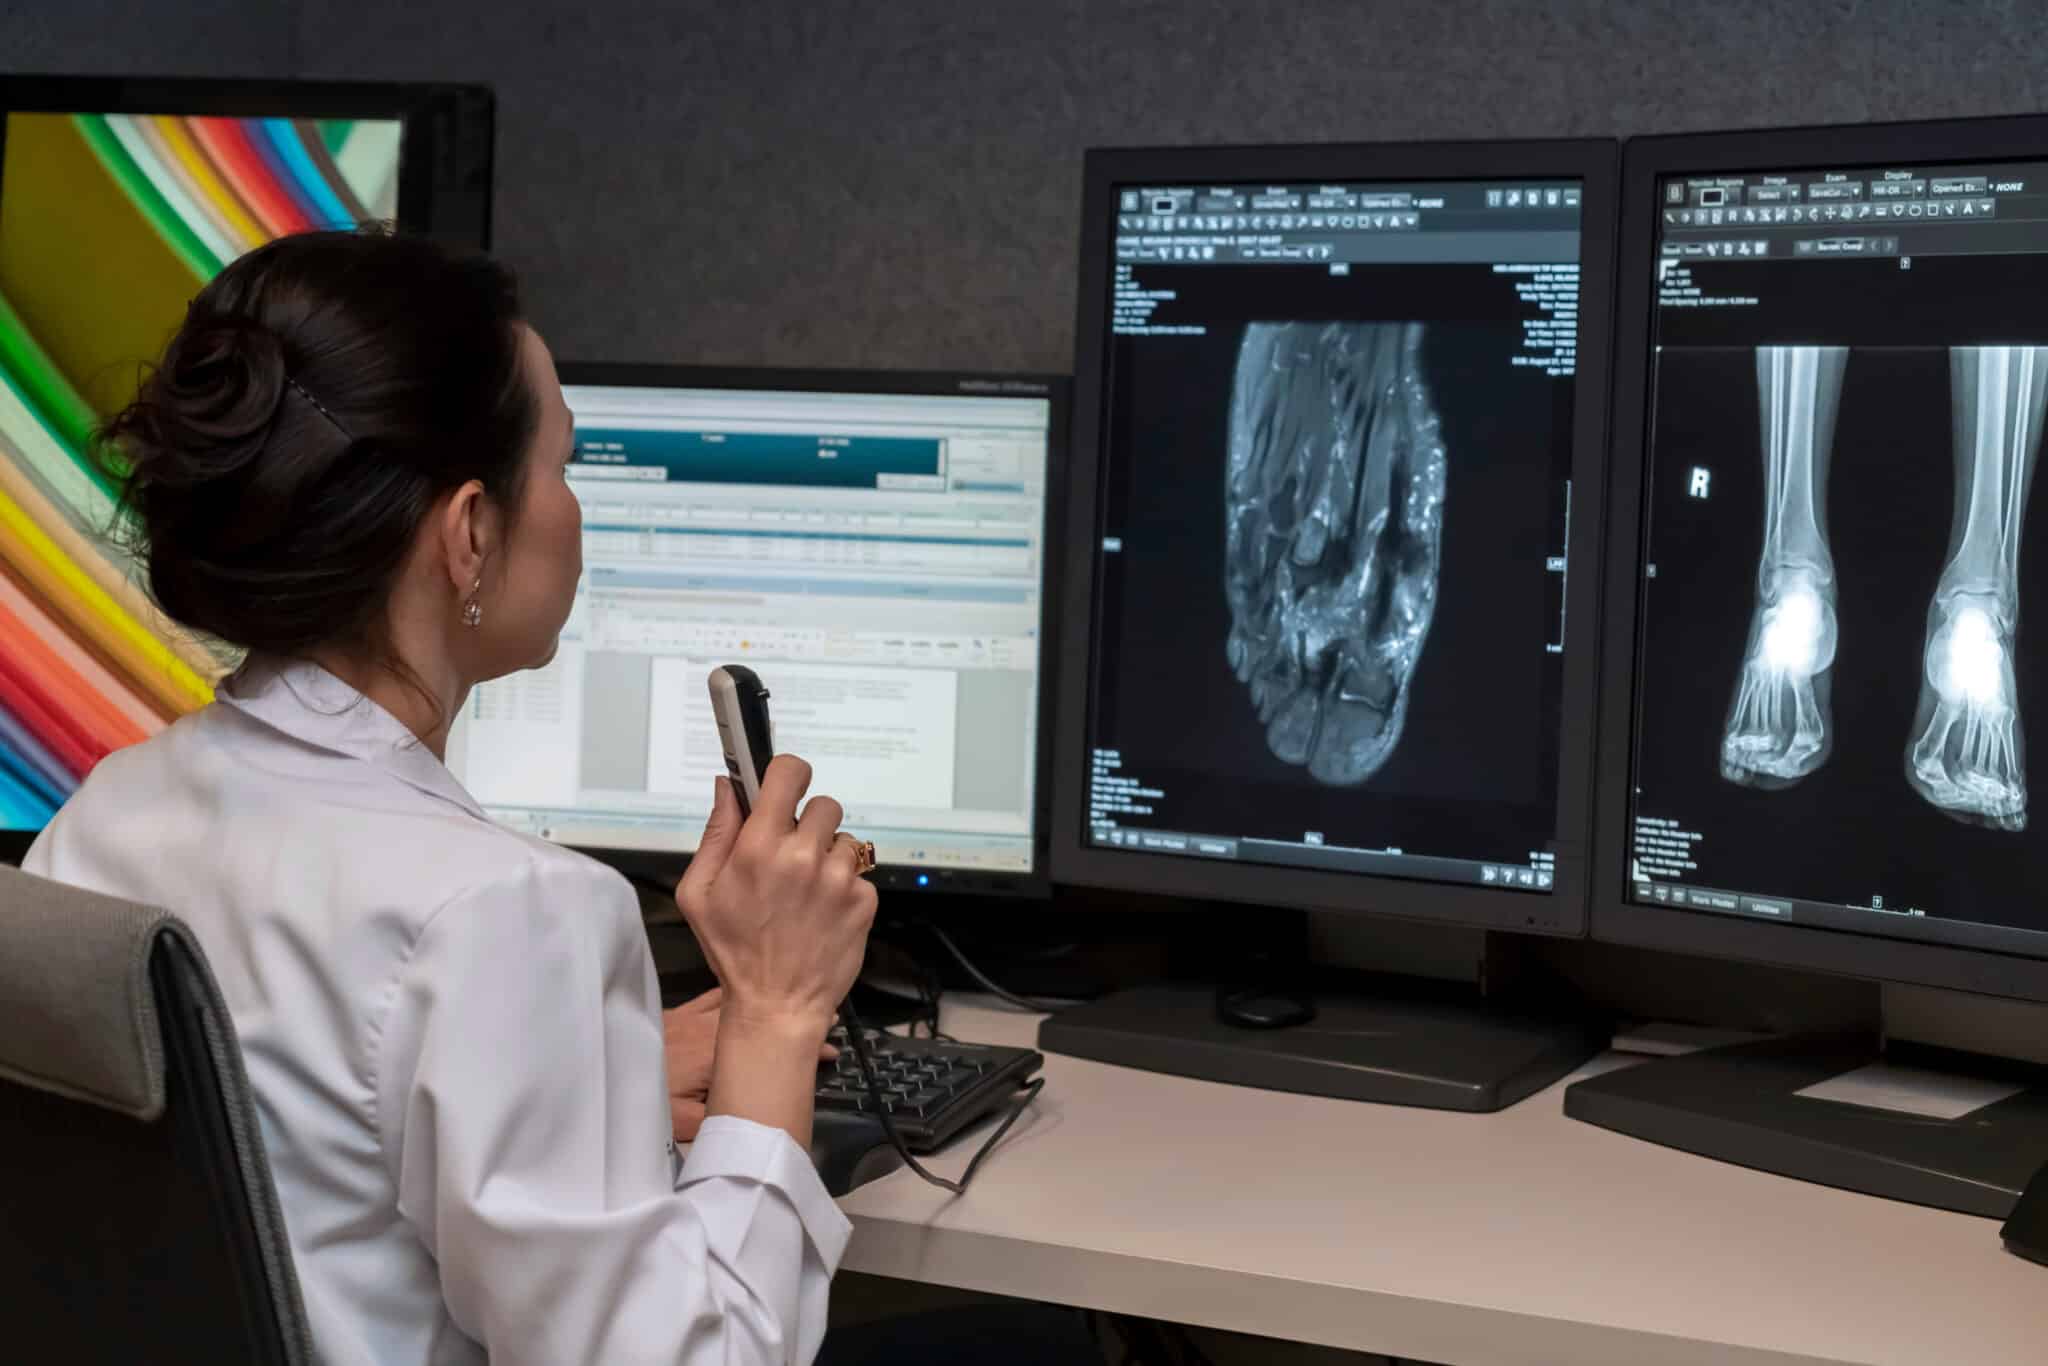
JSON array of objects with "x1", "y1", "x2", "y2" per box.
[{"x1": 26, "y1": 657, "x2": 848, "y2": 1366}]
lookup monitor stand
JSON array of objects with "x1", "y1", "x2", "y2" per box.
[
  {"x1": 1037, "y1": 973, "x2": 1608, "y2": 1113},
  {"x1": 1563, "y1": 1035, "x2": 2048, "y2": 1218}
]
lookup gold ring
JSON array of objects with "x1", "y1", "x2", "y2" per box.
[{"x1": 850, "y1": 838, "x2": 878, "y2": 877}]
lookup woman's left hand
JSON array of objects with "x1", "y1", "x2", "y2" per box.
[
  {"x1": 663, "y1": 987, "x2": 724, "y2": 1141},
  {"x1": 663, "y1": 986, "x2": 840, "y2": 1142}
]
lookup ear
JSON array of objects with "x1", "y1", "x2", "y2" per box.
[{"x1": 435, "y1": 478, "x2": 499, "y2": 595}]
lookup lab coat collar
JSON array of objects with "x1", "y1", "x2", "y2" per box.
[{"x1": 216, "y1": 655, "x2": 489, "y2": 821}]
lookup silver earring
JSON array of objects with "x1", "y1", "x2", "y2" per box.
[{"x1": 461, "y1": 577, "x2": 483, "y2": 628}]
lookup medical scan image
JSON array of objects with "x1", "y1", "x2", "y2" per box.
[
  {"x1": 1223, "y1": 321, "x2": 1448, "y2": 786},
  {"x1": 1721, "y1": 345, "x2": 1846, "y2": 790},
  {"x1": 1908, "y1": 345, "x2": 2046, "y2": 831},
  {"x1": 1720, "y1": 344, "x2": 2046, "y2": 831}
]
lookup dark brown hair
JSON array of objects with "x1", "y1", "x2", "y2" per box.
[{"x1": 103, "y1": 228, "x2": 537, "y2": 667}]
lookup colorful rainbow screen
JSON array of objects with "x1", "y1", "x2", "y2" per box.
[{"x1": 0, "y1": 111, "x2": 403, "y2": 830}]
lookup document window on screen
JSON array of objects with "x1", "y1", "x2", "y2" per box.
[{"x1": 444, "y1": 384, "x2": 1051, "y2": 874}]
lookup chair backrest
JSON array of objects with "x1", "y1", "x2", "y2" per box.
[{"x1": 0, "y1": 864, "x2": 314, "y2": 1364}]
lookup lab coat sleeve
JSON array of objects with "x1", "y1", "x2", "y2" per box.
[{"x1": 375, "y1": 855, "x2": 850, "y2": 1365}]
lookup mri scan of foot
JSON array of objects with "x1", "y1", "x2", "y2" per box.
[
  {"x1": 1223, "y1": 321, "x2": 1447, "y2": 786},
  {"x1": 1723, "y1": 346, "x2": 1846, "y2": 789},
  {"x1": 1906, "y1": 346, "x2": 2046, "y2": 832}
]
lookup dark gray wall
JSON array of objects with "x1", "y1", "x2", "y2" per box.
[{"x1": 12, "y1": 0, "x2": 2048, "y2": 374}]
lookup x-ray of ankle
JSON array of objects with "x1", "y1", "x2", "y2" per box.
[
  {"x1": 1223, "y1": 321, "x2": 1447, "y2": 786},
  {"x1": 1906, "y1": 346, "x2": 2047, "y2": 832},
  {"x1": 1723, "y1": 345, "x2": 1845, "y2": 789}
]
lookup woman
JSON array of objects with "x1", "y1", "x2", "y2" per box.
[{"x1": 24, "y1": 229, "x2": 875, "y2": 1365}]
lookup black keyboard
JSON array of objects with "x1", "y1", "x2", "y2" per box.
[{"x1": 818, "y1": 1025, "x2": 1043, "y2": 1153}]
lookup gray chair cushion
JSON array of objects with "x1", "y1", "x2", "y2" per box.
[{"x1": 0, "y1": 865, "x2": 177, "y2": 1119}]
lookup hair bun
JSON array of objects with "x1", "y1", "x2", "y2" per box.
[{"x1": 122, "y1": 312, "x2": 291, "y2": 489}]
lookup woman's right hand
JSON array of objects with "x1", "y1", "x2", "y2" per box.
[{"x1": 675, "y1": 756, "x2": 876, "y2": 1044}]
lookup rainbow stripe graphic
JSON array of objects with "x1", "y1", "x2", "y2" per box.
[{"x1": 0, "y1": 111, "x2": 402, "y2": 828}]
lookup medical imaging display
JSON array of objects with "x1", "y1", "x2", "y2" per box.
[
  {"x1": 1632, "y1": 158, "x2": 2048, "y2": 949},
  {"x1": 1084, "y1": 177, "x2": 1583, "y2": 891},
  {"x1": 1224, "y1": 322, "x2": 1448, "y2": 787}
]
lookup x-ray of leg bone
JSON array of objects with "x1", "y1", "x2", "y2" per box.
[
  {"x1": 1722, "y1": 345, "x2": 1846, "y2": 789},
  {"x1": 1906, "y1": 345, "x2": 2047, "y2": 832},
  {"x1": 1223, "y1": 322, "x2": 1448, "y2": 786}
]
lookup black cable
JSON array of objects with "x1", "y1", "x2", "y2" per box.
[
  {"x1": 836, "y1": 996, "x2": 1043, "y2": 1195},
  {"x1": 910, "y1": 942, "x2": 949, "y2": 1040},
  {"x1": 922, "y1": 922, "x2": 1084, "y2": 1013},
  {"x1": 865, "y1": 918, "x2": 950, "y2": 1040}
]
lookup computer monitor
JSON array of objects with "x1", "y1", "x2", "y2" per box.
[
  {"x1": 0, "y1": 76, "x2": 494, "y2": 863},
  {"x1": 441, "y1": 366, "x2": 1065, "y2": 897},
  {"x1": 1053, "y1": 140, "x2": 1617, "y2": 936},
  {"x1": 1571, "y1": 115, "x2": 2048, "y2": 1215},
  {"x1": 1039, "y1": 139, "x2": 1618, "y2": 1111}
]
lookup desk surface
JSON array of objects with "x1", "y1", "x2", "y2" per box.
[{"x1": 837, "y1": 998, "x2": 2046, "y2": 1366}]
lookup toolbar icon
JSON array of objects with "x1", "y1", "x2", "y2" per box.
[
  {"x1": 1487, "y1": 189, "x2": 1504, "y2": 207},
  {"x1": 1506, "y1": 189, "x2": 1523, "y2": 207}
]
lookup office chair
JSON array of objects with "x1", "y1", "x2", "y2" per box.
[{"x1": 0, "y1": 865, "x2": 314, "y2": 1364}]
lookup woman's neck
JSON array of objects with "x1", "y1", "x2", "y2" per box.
[{"x1": 307, "y1": 647, "x2": 464, "y2": 760}]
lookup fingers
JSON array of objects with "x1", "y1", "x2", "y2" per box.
[
  {"x1": 670, "y1": 1097, "x2": 708, "y2": 1144},
  {"x1": 748, "y1": 754, "x2": 813, "y2": 832},
  {"x1": 796, "y1": 794, "x2": 845, "y2": 852},
  {"x1": 677, "y1": 778, "x2": 742, "y2": 910},
  {"x1": 827, "y1": 831, "x2": 856, "y2": 869},
  {"x1": 681, "y1": 986, "x2": 722, "y2": 1015},
  {"x1": 821, "y1": 1041, "x2": 840, "y2": 1061}
]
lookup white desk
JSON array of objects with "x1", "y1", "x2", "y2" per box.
[{"x1": 837, "y1": 998, "x2": 2046, "y2": 1366}]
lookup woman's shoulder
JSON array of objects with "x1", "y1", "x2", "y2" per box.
[
  {"x1": 420, "y1": 827, "x2": 641, "y2": 932},
  {"x1": 401, "y1": 834, "x2": 650, "y2": 997}
]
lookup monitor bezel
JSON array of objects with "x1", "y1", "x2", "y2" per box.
[
  {"x1": 0, "y1": 74, "x2": 495, "y2": 248},
  {"x1": 1592, "y1": 115, "x2": 2048, "y2": 1002},
  {"x1": 1050, "y1": 138, "x2": 1621, "y2": 938},
  {"x1": 550, "y1": 361, "x2": 1069, "y2": 900}
]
